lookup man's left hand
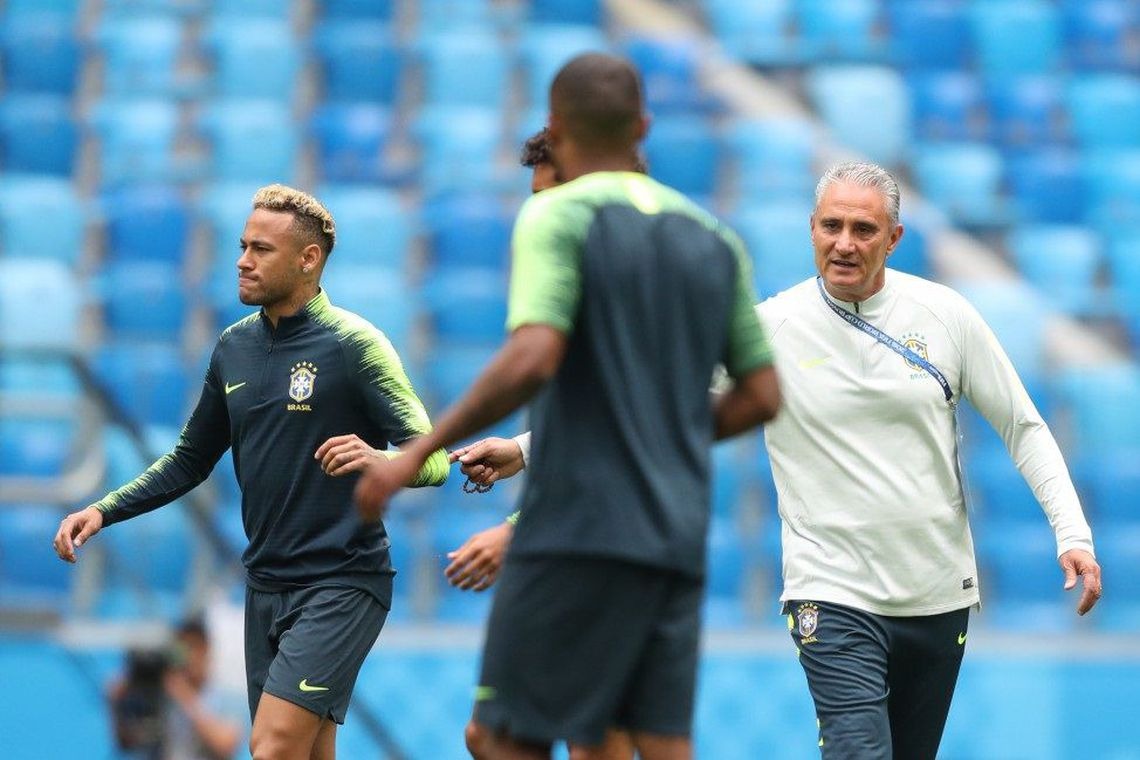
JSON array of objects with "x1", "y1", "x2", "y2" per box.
[
  {"x1": 1059, "y1": 548, "x2": 1102, "y2": 615},
  {"x1": 315, "y1": 433, "x2": 381, "y2": 476}
]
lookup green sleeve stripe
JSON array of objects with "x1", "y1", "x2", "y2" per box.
[
  {"x1": 408, "y1": 447, "x2": 449, "y2": 487},
  {"x1": 506, "y1": 191, "x2": 587, "y2": 333},
  {"x1": 505, "y1": 510, "x2": 521, "y2": 526}
]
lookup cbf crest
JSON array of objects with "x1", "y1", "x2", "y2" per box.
[
  {"x1": 901, "y1": 332, "x2": 930, "y2": 373},
  {"x1": 796, "y1": 602, "x2": 820, "y2": 644},
  {"x1": 288, "y1": 361, "x2": 317, "y2": 410}
]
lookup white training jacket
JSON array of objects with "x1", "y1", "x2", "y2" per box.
[{"x1": 759, "y1": 270, "x2": 1094, "y2": 616}]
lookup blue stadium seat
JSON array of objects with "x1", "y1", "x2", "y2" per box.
[
  {"x1": 0, "y1": 258, "x2": 82, "y2": 352},
  {"x1": 0, "y1": 419, "x2": 76, "y2": 478},
  {"x1": 102, "y1": 0, "x2": 203, "y2": 13},
  {"x1": 794, "y1": 0, "x2": 884, "y2": 63},
  {"x1": 89, "y1": 98, "x2": 184, "y2": 185},
  {"x1": 725, "y1": 117, "x2": 817, "y2": 202},
  {"x1": 529, "y1": 0, "x2": 601, "y2": 25},
  {"x1": 3, "y1": 0, "x2": 81, "y2": 11},
  {"x1": 423, "y1": 344, "x2": 498, "y2": 410},
  {"x1": 703, "y1": 0, "x2": 797, "y2": 67},
  {"x1": 1090, "y1": 522, "x2": 1140, "y2": 631},
  {"x1": 1106, "y1": 235, "x2": 1140, "y2": 325},
  {"x1": 0, "y1": 639, "x2": 112, "y2": 758},
  {"x1": 953, "y1": 280, "x2": 1050, "y2": 400},
  {"x1": 1061, "y1": 0, "x2": 1140, "y2": 72},
  {"x1": 0, "y1": 175, "x2": 86, "y2": 262},
  {"x1": 0, "y1": 356, "x2": 82, "y2": 399},
  {"x1": 889, "y1": 215, "x2": 930, "y2": 277},
  {"x1": 1007, "y1": 225, "x2": 1103, "y2": 316},
  {"x1": 319, "y1": 265, "x2": 416, "y2": 355},
  {"x1": 0, "y1": 12, "x2": 80, "y2": 95},
  {"x1": 911, "y1": 142, "x2": 1008, "y2": 227},
  {"x1": 95, "y1": 15, "x2": 187, "y2": 97},
  {"x1": 732, "y1": 203, "x2": 816, "y2": 298},
  {"x1": 704, "y1": 518, "x2": 749, "y2": 627},
  {"x1": 986, "y1": 75, "x2": 1067, "y2": 151},
  {"x1": 317, "y1": 185, "x2": 415, "y2": 270},
  {"x1": 102, "y1": 184, "x2": 190, "y2": 264},
  {"x1": 417, "y1": 28, "x2": 511, "y2": 109},
  {"x1": 100, "y1": 499, "x2": 195, "y2": 596},
  {"x1": 973, "y1": 519, "x2": 1075, "y2": 631},
  {"x1": 517, "y1": 24, "x2": 610, "y2": 108},
  {"x1": 100, "y1": 261, "x2": 188, "y2": 340},
  {"x1": 199, "y1": 100, "x2": 299, "y2": 182},
  {"x1": 0, "y1": 505, "x2": 72, "y2": 610},
  {"x1": 203, "y1": 19, "x2": 300, "y2": 101},
  {"x1": 413, "y1": 106, "x2": 505, "y2": 194},
  {"x1": 422, "y1": 268, "x2": 508, "y2": 345},
  {"x1": 1067, "y1": 74, "x2": 1140, "y2": 149},
  {"x1": 312, "y1": 21, "x2": 403, "y2": 104},
  {"x1": 1007, "y1": 149, "x2": 1086, "y2": 223},
  {"x1": 960, "y1": 407, "x2": 1042, "y2": 524},
  {"x1": 318, "y1": 0, "x2": 395, "y2": 20},
  {"x1": 92, "y1": 341, "x2": 190, "y2": 428},
  {"x1": 806, "y1": 66, "x2": 911, "y2": 167},
  {"x1": 309, "y1": 104, "x2": 404, "y2": 185},
  {"x1": 622, "y1": 36, "x2": 717, "y2": 115},
  {"x1": 886, "y1": 0, "x2": 971, "y2": 70},
  {"x1": 1083, "y1": 148, "x2": 1140, "y2": 231},
  {"x1": 642, "y1": 115, "x2": 723, "y2": 198},
  {"x1": 416, "y1": 0, "x2": 502, "y2": 29},
  {"x1": 209, "y1": 0, "x2": 293, "y2": 20},
  {"x1": 908, "y1": 71, "x2": 987, "y2": 142},
  {"x1": 969, "y1": 0, "x2": 1062, "y2": 81},
  {"x1": 424, "y1": 193, "x2": 512, "y2": 272},
  {"x1": 0, "y1": 95, "x2": 77, "y2": 176}
]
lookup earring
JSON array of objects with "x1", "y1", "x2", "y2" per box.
[{"x1": 303, "y1": 266, "x2": 311, "y2": 273}]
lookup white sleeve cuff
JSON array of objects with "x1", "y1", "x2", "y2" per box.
[{"x1": 513, "y1": 432, "x2": 532, "y2": 468}]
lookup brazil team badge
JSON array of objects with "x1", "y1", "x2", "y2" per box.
[
  {"x1": 796, "y1": 602, "x2": 820, "y2": 644},
  {"x1": 288, "y1": 362, "x2": 317, "y2": 410}
]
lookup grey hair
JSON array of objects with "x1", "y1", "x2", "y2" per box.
[{"x1": 814, "y1": 161, "x2": 901, "y2": 227}]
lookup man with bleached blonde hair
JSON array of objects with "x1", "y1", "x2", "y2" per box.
[{"x1": 55, "y1": 184, "x2": 449, "y2": 760}]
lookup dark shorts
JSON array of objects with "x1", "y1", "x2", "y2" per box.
[
  {"x1": 474, "y1": 555, "x2": 703, "y2": 747},
  {"x1": 784, "y1": 599, "x2": 970, "y2": 760},
  {"x1": 245, "y1": 583, "x2": 390, "y2": 724}
]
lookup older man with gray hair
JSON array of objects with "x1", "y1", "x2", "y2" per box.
[{"x1": 762, "y1": 161, "x2": 1101, "y2": 759}]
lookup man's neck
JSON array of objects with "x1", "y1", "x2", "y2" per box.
[{"x1": 264, "y1": 285, "x2": 319, "y2": 327}]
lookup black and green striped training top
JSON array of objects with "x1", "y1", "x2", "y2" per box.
[{"x1": 95, "y1": 290, "x2": 448, "y2": 604}]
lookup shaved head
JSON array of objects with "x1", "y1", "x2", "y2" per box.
[{"x1": 550, "y1": 53, "x2": 645, "y2": 153}]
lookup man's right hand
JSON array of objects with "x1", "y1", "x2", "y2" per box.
[
  {"x1": 53, "y1": 506, "x2": 105, "y2": 563},
  {"x1": 449, "y1": 437, "x2": 525, "y2": 486}
]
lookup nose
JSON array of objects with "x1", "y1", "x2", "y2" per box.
[
  {"x1": 835, "y1": 227, "x2": 857, "y2": 254},
  {"x1": 237, "y1": 248, "x2": 252, "y2": 271}
]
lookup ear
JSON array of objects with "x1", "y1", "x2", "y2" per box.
[
  {"x1": 300, "y1": 243, "x2": 323, "y2": 273},
  {"x1": 633, "y1": 113, "x2": 650, "y2": 142},
  {"x1": 885, "y1": 223, "x2": 905, "y2": 257}
]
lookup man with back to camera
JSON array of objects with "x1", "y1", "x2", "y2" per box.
[
  {"x1": 450, "y1": 161, "x2": 1104, "y2": 759},
  {"x1": 53, "y1": 184, "x2": 448, "y2": 760},
  {"x1": 352, "y1": 53, "x2": 781, "y2": 760}
]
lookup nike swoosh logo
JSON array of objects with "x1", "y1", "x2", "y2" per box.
[
  {"x1": 225, "y1": 381, "x2": 247, "y2": 395},
  {"x1": 797, "y1": 356, "x2": 832, "y2": 370},
  {"x1": 957, "y1": 633, "x2": 967, "y2": 645},
  {"x1": 299, "y1": 679, "x2": 329, "y2": 692}
]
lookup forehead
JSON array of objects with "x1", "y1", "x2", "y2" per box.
[
  {"x1": 243, "y1": 207, "x2": 296, "y2": 239},
  {"x1": 816, "y1": 182, "x2": 889, "y2": 222}
]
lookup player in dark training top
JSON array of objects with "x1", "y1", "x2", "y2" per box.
[
  {"x1": 353, "y1": 54, "x2": 781, "y2": 760},
  {"x1": 54, "y1": 184, "x2": 448, "y2": 760}
]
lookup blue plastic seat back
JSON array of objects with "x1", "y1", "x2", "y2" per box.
[
  {"x1": 703, "y1": 0, "x2": 796, "y2": 66},
  {"x1": 969, "y1": 0, "x2": 1062, "y2": 81},
  {"x1": 309, "y1": 104, "x2": 399, "y2": 185},
  {"x1": 96, "y1": 16, "x2": 185, "y2": 97},
  {"x1": 425, "y1": 193, "x2": 512, "y2": 272},
  {"x1": 90, "y1": 98, "x2": 182, "y2": 185},
  {"x1": 313, "y1": 21, "x2": 403, "y2": 104},
  {"x1": 319, "y1": 0, "x2": 395, "y2": 19},
  {"x1": 0, "y1": 94, "x2": 78, "y2": 176},
  {"x1": 1083, "y1": 149, "x2": 1140, "y2": 230},
  {"x1": 1007, "y1": 225, "x2": 1103, "y2": 315},
  {"x1": 320, "y1": 266, "x2": 417, "y2": 355},
  {"x1": 0, "y1": 505, "x2": 73, "y2": 600},
  {"x1": 529, "y1": 0, "x2": 601, "y2": 25},
  {"x1": 794, "y1": 0, "x2": 885, "y2": 63},
  {"x1": 1007, "y1": 149, "x2": 1086, "y2": 224},
  {"x1": 422, "y1": 268, "x2": 508, "y2": 345},
  {"x1": 1067, "y1": 74, "x2": 1140, "y2": 149},
  {"x1": 102, "y1": 184, "x2": 190, "y2": 264},
  {"x1": 100, "y1": 261, "x2": 188, "y2": 341},
  {"x1": 725, "y1": 118, "x2": 817, "y2": 201},
  {"x1": 204, "y1": 18, "x2": 300, "y2": 101},
  {"x1": 0, "y1": 12, "x2": 80, "y2": 94},
  {"x1": 642, "y1": 115, "x2": 723, "y2": 198},
  {"x1": 0, "y1": 258, "x2": 82, "y2": 352},
  {"x1": 986, "y1": 75, "x2": 1067, "y2": 150},
  {"x1": 1061, "y1": 0, "x2": 1140, "y2": 72},
  {"x1": 517, "y1": 23, "x2": 610, "y2": 108},
  {"x1": 911, "y1": 141, "x2": 1007, "y2": 227},
  {"x1": 886, "y1": 0, "x2": 971, "y2": 70},
  {"x1": 0, "y1": 419, "x2": 76, "y2": 478},
  {"x1": 807, "y1": 66, "x2": 912, "y2": 166},
  {"x1": 622, "y1": 36, "x2": 713, "y2": 115},
  {"x1": 413, "y1": 106, "x2": 505, "y2": 194},
  {"x1": 732, "y1": 203, "x2": 817, "y2": 298},
  {"x1": 318, "y1": 185, "x2": 415, "y2": 270},
  {"x1": 0, "y1": 175, "x2": 86, "y2": 262},
  {"x1": 418, "y1": 28, "x2": 512, "y2": 109},
  {"x1": 199, "y1": 100, "x2": 299, "y2": 182},
  {"x1": 909, "y1": 71, "x2": 987, "y2": 142},
  {"x1": 92, "y1": 341, "x2": 191, "y2": 427}
]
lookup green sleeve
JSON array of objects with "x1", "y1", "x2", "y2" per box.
[
  {"x1": 506, "y1": 191, "x2": 592, "y2": 333},
  {"x1": 722, "y1": 228, "x2": 775, "y2": 378},
  {"x1": 346, "y1": 325, "x2": 448, "y2": 488}
]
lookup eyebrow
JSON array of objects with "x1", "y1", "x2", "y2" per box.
[{"x1": 239, "y1": 237, "x2": 275, "y2": 249}]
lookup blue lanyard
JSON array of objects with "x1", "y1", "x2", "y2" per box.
[{"x1": 816, "y1": 277, "x2": 956, "y2": 408}]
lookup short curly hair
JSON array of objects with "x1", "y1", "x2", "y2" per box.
[
  {"x1": 520, "y1": 127, "x2": 649, "y2": 173},
  {"x1": 252, "y1": 184, "x2": 336, "y2": 256}
]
